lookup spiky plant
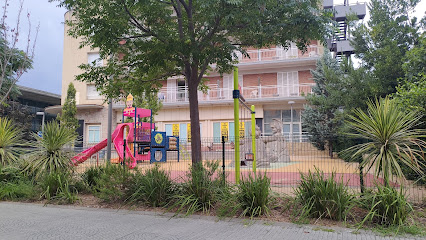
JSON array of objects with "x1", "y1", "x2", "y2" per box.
[
  {"x1": 344, "y1": 97, "x2": 425, "y2": 185},
  {"x1": 26, "y1": 121, "x2": 75, "y2": 177},
  {"x1": 0, "y1": 117, "x2": 22, "y2": 166}
]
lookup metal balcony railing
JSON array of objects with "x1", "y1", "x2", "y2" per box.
[
  {"x1": 235, "y1": 45, "x2": 320, "y2": 63},
  {"x1": 157, "y1": 83, "x2": 315, "y2": 104}
]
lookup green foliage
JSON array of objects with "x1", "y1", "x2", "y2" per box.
[
  {"x1": 344, "y1": 97, "x2": 426, "y2": 185},
  {"x1": 51, "y1": 0, "x2": 331, "y2": 163},
  {"x1": 237, "y1": 173, "x2": 271, "y2": 217},
  {"x1": 39, "y1": 171, "x2": 79, "y2": 204},
  {"x1": 302, "y1": 51, "x2": 343, "y2": 156},
  {"x1": 83, "y1": 164, "x2": 132, "y2": 202},
  {"x1": 0, "y1": 181, "x2": 36, "y2": 200},
  {"x1": 294, "y1": 169, "x2": 355, "y2": 221},
  {"x1": 0, "y1": 100, "x2": 34, "y2": 140},
  {"x1": 360, "y1": 185, "x2": 412, "y2": 226},
  {"x1": 125, "y1": 165, "x2": 174, "y2": 207},
  {"x1": 58, "y1": 83, "x2": 79, "y2": 133},
  {"x1": 25, "y1": 121, "x2": 76, "y2": 177},
  {"x1": 171, "y1": 161, "x2": 224, "y2": 215},
  {"x1": 0, "y1": 165, "x2": 36, "y2": 200},
  {"x1": 351, "y1": 0, "x2": 423, "y2": 96},
  {"x1": 134, "y1": 91, "x2": 163, "y2": 123},
  {"x1": 0, "y1": 117, "x2": 22, "y2": 166}
]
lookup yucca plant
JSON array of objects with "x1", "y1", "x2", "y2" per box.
[
  {"x1": 344, "y1": 97, "x2": 426, "y2": 186},
  {"x1": 0, "y1": 117, "x2": 22, "y2": 166},
  {"x1": 25, "y1": 121, "x2": 75, "y2": 177}
]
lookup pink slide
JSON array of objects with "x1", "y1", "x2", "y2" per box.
[{"x1": 72, "y1": 122, "x2": 152, "y2": 168}]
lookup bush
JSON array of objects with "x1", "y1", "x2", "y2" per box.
[
  {"x1": 237, "y1": 173, "x2": 271, "y2": 217},
  {"x1": 84, "y1": 164, "x2": 131, "y2": 202},
  {"x1": 0, "y1": 166, "x2": 24, "y2": 182},
  {"x1": 294, "y1": 169, "x2": 355, "y2": 221},
  {"x1": 171, "y1": 161, "x2": 225, "y2": 215},
  {"x1": 361, "y1": 184, "x2": 412, "y2": 226},
  {"x1": 125, "y1": 165, "x2": 174, "y2": 207},
  {"x1": 0, "y1": 181, "x2": 36, "y2": 200},
  {"x1": 39, "y1": 171, "x2": 78, "y2": 204}
]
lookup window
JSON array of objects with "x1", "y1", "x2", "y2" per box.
[
  {"x1": 87, "y1": 52, "x2": 103, "y2": 66},
  {"x1": 87, "y1": 85, "x2": 101, "y2": 100},
  {"x1": 264, "y1": 109, "x2": 301, "y2": 138},
  {"x1": 277, "y1": 72, "x2": 299, "y2": 97},
  {"x1": 88, "y1": 125, "x2": 101, "y2": 143}
]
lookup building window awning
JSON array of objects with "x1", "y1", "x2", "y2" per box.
[{"x1": 45, "y1": 104, "x2": 104, "y2": 115}]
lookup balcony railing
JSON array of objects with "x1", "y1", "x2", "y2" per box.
[
  {"x1": 157, "y1": 84, "x2": 315, "y2": 104},
  {"x1": 236, "y1": 45, "x2": 320, "y2": 63}
]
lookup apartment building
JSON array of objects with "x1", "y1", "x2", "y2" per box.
[{"x1": 47, "y1": 1, "x2": 366, "y2": 144}]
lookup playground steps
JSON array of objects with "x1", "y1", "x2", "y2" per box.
[{"x1": 288, "y1": 142, "x2": 330, "y2": 157}]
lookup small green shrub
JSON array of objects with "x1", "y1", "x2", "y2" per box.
[
  {"x1": 0, "y1": 181, "x2": 36, "y2": 200},
  {"x1": 125, "y1": 165, "x2": 174, "y2": 207},
  {"x1": 171, "y1": 161, "x2": 224, "y2": 215},
  {"x1": 294, "y1": 169, "x2": 355, "y2": 221},
  {"x1": 0, "y1": 166, "x2": 24, "y2": 182},
  {"x1": 87, "y1": 164, "x2": 131, "y2": 202},
  {"x1": 237, "y1": 173, "x2": 271, "y2": 217},
  {"x1": 39, "y1": 171, "x2": 78, "y2": 204},
  {"x1": 360, "y1": 184, "x2": 412, "y2": 226}
]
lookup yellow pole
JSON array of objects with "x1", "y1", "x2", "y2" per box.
[
  {"x1": 251, "y1": 105, "x2": 256, "y2": 174},
  {"x1": 233, "y1": 67, "x2": 240, "y2": 184}
]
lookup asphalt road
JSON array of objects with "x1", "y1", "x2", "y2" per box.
[{"x1": 0, "y1": 202, "x2": 421, "y2": 240}]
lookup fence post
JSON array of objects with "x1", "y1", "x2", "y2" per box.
[
  {"x1": 123, "y1": 139, "x2": 126, "y2": 172},
  {"x1": 222, "y1": 136, "x2": 225, "y2": 184}
]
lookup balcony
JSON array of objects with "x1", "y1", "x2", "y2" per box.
[
  {"x1": 235, "y1": 45, "x2": 320, "y2": 64},
  {"x1": 158, "y1": 84, "x2": 315, "y2": 104}
]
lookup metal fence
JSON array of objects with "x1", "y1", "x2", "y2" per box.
[{"x1": 72, "y1": 137, "x2": 426, "y2": 204}]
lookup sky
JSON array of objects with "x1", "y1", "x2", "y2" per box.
[{"x1": 4, "y1": 0, "x2": 426, "y2": 96}]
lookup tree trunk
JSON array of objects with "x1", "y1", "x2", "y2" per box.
[
  {"x1": 328, "y1": 141, "x2": 333, "y2": 159},
  {"x1": 187, "y1": 78, "x2": 202, "y2": 164}
]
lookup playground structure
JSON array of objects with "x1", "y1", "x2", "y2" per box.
[{"x1": 72, "y1": 94, "x2": 179, "y2": 168}]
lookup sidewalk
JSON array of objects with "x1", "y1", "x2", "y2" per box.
[{"x1": 0, "y1": 202, "x2": 421, "y2": 240}]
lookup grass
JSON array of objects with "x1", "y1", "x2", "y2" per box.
[
  {"x1": 293, "y1": 168, "x2": 355, "y2": 221},
  {"x1": 237, "y1": 173, "x2": 272, "y2": 217}
]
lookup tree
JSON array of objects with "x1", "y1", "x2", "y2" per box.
[
  {"x1": 0, "y1": 99, "x2": 33, "y2": 140},
  {"x1": 344, "y1": 97, "x2": 425, "y2": 186},
  {"x1": 302, "y1": 51, "x2": 343, "y2": 158},
  {"x1": 58, "y1": 83, "x2": 78, "y2": 133},
  {"x1": 0, "y1": 0, "x2": 38, "y2": 104},
  {"x1": 134, "y1": 89, "x2": 163, "y2": 123},
  {"x1": 351, "y1": 0, "x2": 423, "y2": 96},
  {"x1": 52, "y1": 0, "x2": 331, "y2": 164}
]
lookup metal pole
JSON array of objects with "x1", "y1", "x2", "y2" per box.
[
  {"x1": 233, "y1": 67, "x2": 240, "y2": 184},
  {"x1": 41, "y1": 112, "x2": 45, "y2": 134},
  {"x1": 222, "y1": 135, "x2": 225, "y2": 184},
  {"x1": 251, "y1": 105, "x2": 256, "y2": 174},
  {"x1": 106, "y1": 98, "x2": 112, "y2": 162},
  {"x1": 134, "y1": 107, "x2": 137, "y2": 158}
]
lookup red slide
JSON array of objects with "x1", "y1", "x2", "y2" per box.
[{"x1": 71, "y1": 125, "x2": 121, "y2": 165}]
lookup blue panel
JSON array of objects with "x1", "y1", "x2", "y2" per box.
[
  {"x1": 151, "y1": 131, "x2": 166, "y2": 147},
  {"x1": 213, "y1": 122, "x2": 220, "y2": 143},
  {"x1": 179, "y1": 123, "x2": 187, "y2": 142},
  {"x1": 229, "y1": 122, "x2": 235, "y2": 142},
  {"x1": 150, "y1": 148, "x2": 167, "y2": 163},
  {"x1": 165, "y1": 124, "x2": 172, "y2": 136}
]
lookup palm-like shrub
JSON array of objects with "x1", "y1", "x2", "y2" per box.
[
  {"x1": 0, "y1": 117, "x2": 22, "y2": 166},
  {"x1": 26, "y1": 121, "x2": 75, "y2": 177},
  {"x1": 344, "y1": 97, "x2": 425, "y2": 185}
]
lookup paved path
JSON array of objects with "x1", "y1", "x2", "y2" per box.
[{"x1": 0, "y1": 202, "x2": 421, "y2": 240}]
